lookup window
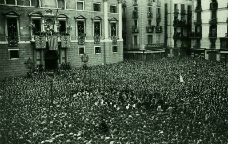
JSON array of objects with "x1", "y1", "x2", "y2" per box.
[
  {"x1": 77, "y1": 21, "x2": 85, "y2": 36},
  {"x1": 77, "y1": 1, "x2": 84, "y2": 10},
  {"x1": 31, "y1": 0, "x2": 39, "y2": 7},
  {"x1": 111, "y1": 23, "x2": 117, "y2": 36},
  {"x1": 110, "y1": 5, "x2": 117, "y2": 13},
  {"x1": 32, "y1": 19, "x2": 41, "y2": 35},
  {"x1": 9, "y1": 49, "x2": 19, "y2": 59},
  {"x1": 93, "y1": 3, "x2": 101, "y2": 11},
  {"x1": 79, "y1": 47, "x2": 85, "y2": 55},
  {"x1": 6, "y1": 0, "x2": 15, "y2": 5},
  {"x1": 133, "y1": 35, "x2": 138, "y2": 45},
  {"x1": 41, "y1": 0, "x2": 57, "y2": 8},
  {"x1": 59, "y1": 20, "x2": 67, "y2": 34},
  {"x1": 17, "y1": 0, "x2": 30, "y2": 6},
  {"x1": 148, "y1": 35, "x2": 153, "y2": 44},
  {"x1": 112, "y1": 46, "x2": 118, "y2": 53},
  {"x1": 94, "y1": 21, "x2": 101, "y2": 36},
  {"x1": 58, "y1": 0, "x2": 65, "y2": 9},
  {"x1": 66, "y1": 0, "x2": 76, "y2": 9},
  {"x1": 7, "y1": 17, "x2": 18, "y2": 39},
  {"x1": 95, "y1": 46, "x2": 101, "y2": 54}
]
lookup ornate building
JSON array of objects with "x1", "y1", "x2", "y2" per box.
[{"x1": 0, "y1": 0, "x2": 124, "y2": 78}]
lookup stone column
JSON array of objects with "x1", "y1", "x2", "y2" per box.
[
  {"x1": 104, "y1": 0, "x2": 109, "y2": 40},
  {"x1": 118, "y1": 0, "x2": 123, "y2": 40}
]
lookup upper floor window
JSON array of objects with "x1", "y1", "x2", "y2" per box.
[
  {"x1": 32, "y1": 19, "x2": 41, "y2": 35},
  {"x1": 6, "y1": 0, "x2": 15, "y2": 5},
  {"x1": 94, "y1": 21, "x2": 101, "y2": 36},
  {"x1": 17, "y1": 0, "x2": 30, "y2": 6},
  {"x1": 110, "y1": 23, "x2": 117, "y2": 36},
  {"x1": 77, "y1": 21, "x2": 85, "y2": 36},
  {"x1": 58, "y1": 20, "x2": 67, "y2": 34},
  {"x1": 7, "y1": 17, "x2": 18, "y2": 38},
  {"x1": 110, "y1": 5, "x2": 117, "y2": 13},
  {"x1": 41, "y1": 0, "x2": 57, "y2": 8},
  {"x1": 93, "y1": 2, "x2": 101, "y2": 11},
  {"x1": 31, "y1": 0, "x2": 39, "y2": 7},
  {"x1": 77, "y1": 0, "x2": 84, "y2": 10},
  {"x1": 57, "y1": 0, "x2": 65, "y2": 9}
]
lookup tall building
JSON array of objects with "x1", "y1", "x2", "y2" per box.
[
  {"x1": 0, "y1": 0, "x2": 123, "y2": 78},
  {"x1": 191, "y1": 0, "x2": 228, "y2": 61},
  {"x1": 123, "y1": 0, "x2": 164, "y2": 51},
  {"x1": 164, "y1": 0, "x2": 193, "y2": 57}
]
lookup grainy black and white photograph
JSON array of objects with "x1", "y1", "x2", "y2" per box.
[{"x1": 0, "y1": 0, "x2": 228, "y2": 143}]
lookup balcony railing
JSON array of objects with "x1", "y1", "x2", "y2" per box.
[
  {"x1": 209, "y1": 18, "x2": 217, "y2": 25},
  {"x1": 7, "y1": 35, "x2": 19, "y2": 47},
  {"x1": 195, "y1": 6, "x2": 202, "y2": 13},
  {"x1": 94, "y1": 35, "x2": 101, "y2": 44},
  {"x1": 132, "y1": 26, "x2": 139, "y2": 33},
  {"x1": 146, "y1": 26, "x2": 155, "y2": 33},
  {"x1": 78, "y1": 33, "x2": 86, "y2": 45},
  {"x1": 111, "y1": 36, "x2": 118, "y2": 45},
  {"x1": 189, "y1": 32, "x2": 202, "y2": 39},
  {"x1": 155, "y1": 26, "x2": 162, "y2": 33},
  {"x1": 147, "y1": 12, "x2": 153, "y2": 18},
  {"x1": 132, "y1": 10, "x2": 138, "y2": 19}
]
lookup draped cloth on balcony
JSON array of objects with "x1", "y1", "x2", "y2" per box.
[
  {"x1": 61, "y1": 35, "x2": 70, "y2": 48},
  {"x1": 35, "y1": 36, "x2": 46, "y2": 49},
  {"x1": 48, "y1": 35, "x2": 58, "y2": 50}
]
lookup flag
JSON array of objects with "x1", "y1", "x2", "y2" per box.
[
  {"x1": 35, "y1": 36, "x2": 46, "y2": 49},
  {"x1": 61, "y1": 35, "x2": 70, "y2": 48},
  {"x1": 48, "y1": 35, "x2": 58, "y2": 50},
  {"x1": 180, "y1": 74, "x2": 184, "y2": 83}
]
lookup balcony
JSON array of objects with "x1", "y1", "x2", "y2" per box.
[
  {"x1": 78, "y1": 33, "x2": 86, "y2": 45},
  {"x1": 111, "y1": 36, "x2": 118, "y2": 45},
  {"x1": 7, "y1": 35, "x2": 19, "y2": 47},
  {"x1": 132, "y1": 26, "x2": 139, "y2": 33},
  {"x1": 132, "y1": 10, "x2": 138, "y2": 19},
  {"x1": 181, "y1": 9, "x2": 186, "y2": 15},
  {"x1": 195, "y1": 6, "x2": 202, "y2": 13},
  {"x1": 147, "y1": 12, "x2": 153, "y2": 19},
  {"x1": 146, "y1": 26, "x2": 155, "y2": 33},
  {"x1": 189, "y1": 32, "x2": 202, "y2": 39},
  {"x1": 209, "y1": 18, "x2": 217, "y2": 25},
  {"x1": 94, "y1": 35, "x2": 101, "y2": 44},
  {"x1": 155, "y1": 26, "x2": 162, "y2": 33},
  {"x1": 209, "y1": 31, "x2": 217, "y2": 38},
  {"x1": 156, "y1": 15, "x2": 161, "y2": 23},
  {"x1": 173, "y1": 19, "x2": 187, "y2": 27}
]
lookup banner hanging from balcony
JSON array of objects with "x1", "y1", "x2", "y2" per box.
[
  {"x1": 61, "y1": 35, "x2": 70, "y2": 48},
  {"x1": 35, "y1": 36, "x2": 46, "y2": 49},
  {"x1": 48, "y1": 35, "x2": 58, "y2": 50}
]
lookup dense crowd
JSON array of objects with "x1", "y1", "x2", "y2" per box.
[{"x1": 0, "y1": 57, "x2": 228, "y2": 144}]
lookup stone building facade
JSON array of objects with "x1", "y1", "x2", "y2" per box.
[
  {"x1": 0, "y1": 0, "x2": 123, "y2": 78},
  {"x1": 191, "y1": 0, "x2": 228, "y2": 61},
  {"x1": 123, "y1": 0, "x2": 164, "y2": 51}
]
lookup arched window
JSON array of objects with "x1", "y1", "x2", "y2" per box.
[
  {"x1": 41, "y1": 0, "x2": 57, "y2": 8},
  {"x1": 17, "y1": 0, "x2": 30, "y2": 6},
  {"x1": 57, "y1": 0, "x2": 65, "y2": 9}
]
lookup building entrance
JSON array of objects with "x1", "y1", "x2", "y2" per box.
[{"x1": 45, "y1": 50, "x2": 58, "y2": 70}]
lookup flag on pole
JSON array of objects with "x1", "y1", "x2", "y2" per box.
[
  {"x1": 180, "y1": 74, "x2": 184, "y2": 83},
  {"x1": 48, "y1": 35, "x2": 58, "y2": 50}
]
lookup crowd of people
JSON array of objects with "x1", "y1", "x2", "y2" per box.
[{"x1": 0, "y1": 57, "x2": 228, "y2": 143}]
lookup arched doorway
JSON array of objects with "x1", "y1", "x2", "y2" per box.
[{"x1": 45, "y1": 50, "x2": 58, "y2": 70}]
